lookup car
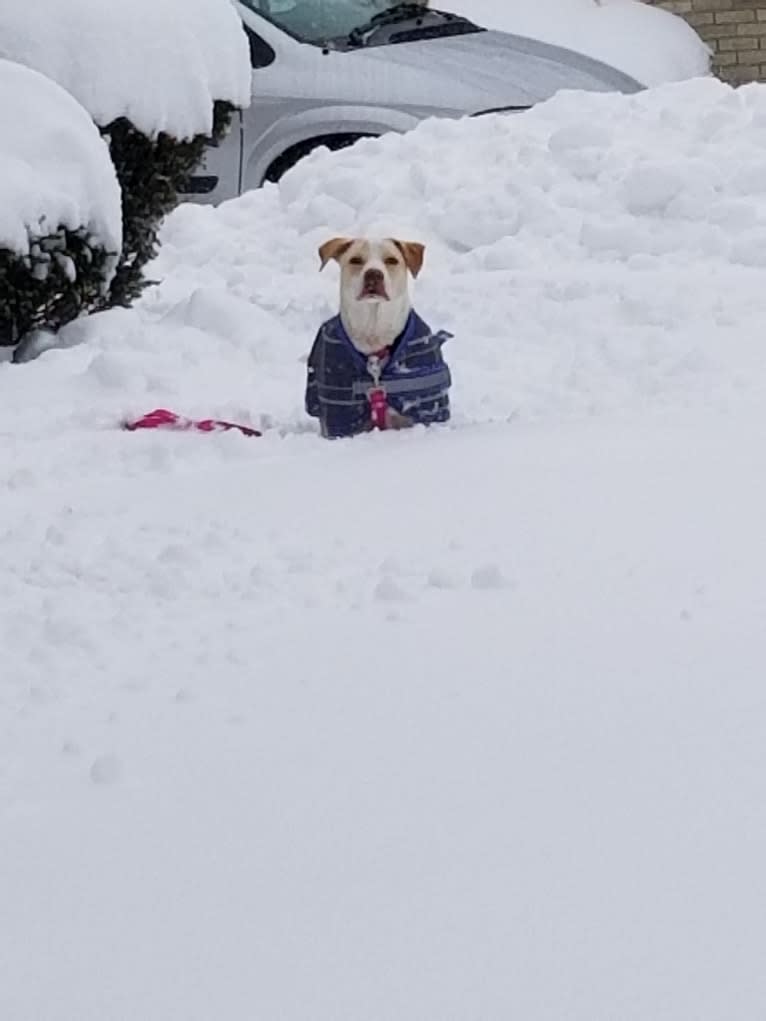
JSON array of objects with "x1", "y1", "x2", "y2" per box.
[
  {"x1": 436, "y1": 0, "x2": 712, "y2": 88},
  {"x1": 193, "y1": 0, "x2": 642, "y2": 204}
]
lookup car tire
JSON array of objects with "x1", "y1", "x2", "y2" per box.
[{"x1": 263, "y1": 133, "x2": 378, "y2": 184}]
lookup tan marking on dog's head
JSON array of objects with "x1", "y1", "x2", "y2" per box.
[
  {"x1": 392, "y1": 240, "x2": 425, "y2": 279},
  {"x1": 318, "y1": 237, "x2": 354, "y2": 270},
  {"x1": 318, "y1": 236, "x2": 426, "y2": 300}
]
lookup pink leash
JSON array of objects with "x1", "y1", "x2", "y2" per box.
[
  {"x1": 123, "y1": 408, "x2": 262, "y2": 437},
  {"x1": 125, "y1": 348, "x2": 393, "y2": 438},
  {"x1": 366, "y1": 350, "x2": 391, "y2": 430}
]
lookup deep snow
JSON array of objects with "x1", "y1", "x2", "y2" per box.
[
  {"x1": 0, "y1": 0, "x2": 251, "y2": 138},
  {"x1": 3, "y1": 78, "x2": 766, "y2": 1020},
  {"x1": 445, "y1": 0, "x2": 711, "y2": 86},
  {"x1": 0, "y1": 59, "x2": 121, "y2": 260}
]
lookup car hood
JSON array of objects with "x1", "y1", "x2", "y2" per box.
[{"x1": 356, "y1": 29, "x2": 642, "y2": 110}]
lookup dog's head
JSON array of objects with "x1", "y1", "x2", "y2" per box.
[{"x1": 318, "y1": 236, "x2": 425, "y2": 306}]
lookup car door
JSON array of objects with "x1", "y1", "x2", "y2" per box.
[{"x1": 186, "y1": 112, "x2": 244, "y2": 205}]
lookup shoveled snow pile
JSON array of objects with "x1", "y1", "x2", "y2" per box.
[
  {"x1": 27, "y1": 75, "x2": 763, "y2": 433},
  {"x1": 444, "y1": 0, "x2": 711, "y2": 86},
  {"x1": 0, "y1": 59, "x2": 121, "y2": 260},
  {"x1": 3, "y1": 78, "x2": 766, "y2": 1020},
  {"x1": 0, "y1": 0, "x2": 251, "y2": 138}
]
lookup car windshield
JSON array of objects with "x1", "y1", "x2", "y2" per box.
[{"x1": 242, "y1": 0, "x2": 475, "y2": 48}]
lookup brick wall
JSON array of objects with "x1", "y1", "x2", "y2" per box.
[{"x1": 645, "y1": 0, "x2": 766, "y2": 83}]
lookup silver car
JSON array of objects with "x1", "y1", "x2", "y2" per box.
[{"x1": 195, "y1": 0, "x2": 641, "y2": 203}]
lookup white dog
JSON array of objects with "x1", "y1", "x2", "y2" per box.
[{"x1": 306, "y1": 235, "x2": 452, "y2": 438}]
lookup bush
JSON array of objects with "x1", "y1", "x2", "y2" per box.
[
  {"x1": 100, "y1": 100, "x2": 234, "y2": 309},
  {"x1": 0, "y1": 227, "x2": 115, "y2": 350},
  {"x1": 1, "y1": 101, "x2": 235, "y2": 355},
  {"x1": 0, "y1": 0, "x2": 250, "y2": 353},
  {"x1": 0, "y1": 57, "x2": 122, "y2": 355}
]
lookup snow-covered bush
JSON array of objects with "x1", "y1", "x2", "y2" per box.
[
  {"x1": 0, "y1": 60, "x2": 122, "y2": 350},
  {"x1": 99, "y1": 102, "x2": 235, "y2": 307},
  {"x1": 0, "y1": 0, "x2": 251, "y2": 307}
]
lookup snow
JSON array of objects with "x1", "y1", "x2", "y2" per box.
[
  {"x1": 0, "y1": 0, "x2": 251, "y2": 139},
  {"x1": 442, "y1": 0, "x2": 711, "y2": 86},
  {"x1": 0, "y1": 59, "x2": 121, "y2": 263},
  {"x1": 4, "y1": 77, "x2": 766, "y2": 1018}
]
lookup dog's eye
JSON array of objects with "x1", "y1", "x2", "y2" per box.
[
  {"x1": 348, "y1": 256, "x2": 364, "y2": 266},
  {"x1": 384, "y1": 257, "x2": 400, "y2": 266}
]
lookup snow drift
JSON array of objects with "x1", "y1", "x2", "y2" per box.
[{"x1": 24, "y1": 75, "x2": 760, "y2": 435}]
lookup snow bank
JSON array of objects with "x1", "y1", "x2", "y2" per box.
[
  {"x1": 73, "y1": 75, "x2": 763, "y2": 433},
  {"x1": 5, "y1": 75, "x2": 766, "y2": 425},
  {"x1": 4, "y1": 77, "x2": 766, "y2": 1021},
  {"x1": 443, "y1": 0, "x2": 711, "y2": 86},
  {"x1": 0, "y1": 0, "x2": 251, "y2": 139},
  {"x1": 0, "y1": 59, "x2": 121, "y2": 260}
]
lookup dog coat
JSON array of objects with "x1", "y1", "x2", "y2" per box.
[{"x1": 305, "y1": 311, "x2": 452, "y2": 439}]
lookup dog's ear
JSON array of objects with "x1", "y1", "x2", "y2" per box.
[
  {"x1": 393, "y1": 240, "x2": 425, "y2": 279},
  {"x1": 318, "y1": 237, "x2": 353, "y2": 270}
]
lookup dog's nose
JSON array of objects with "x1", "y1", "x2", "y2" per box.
[{"x1": 364, "y1": 268, "x2": 385, "y2": 285}]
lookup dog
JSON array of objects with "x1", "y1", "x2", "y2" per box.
[{"x1": 305, "y1": 237, "x2": 452, "y2": 439}]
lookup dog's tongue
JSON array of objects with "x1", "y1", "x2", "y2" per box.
[{"x1": 362, "y1": 283, "x2": 388, "y2": 299}]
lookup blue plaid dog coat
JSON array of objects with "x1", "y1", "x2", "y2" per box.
[{"x1": 305, "y1": 311, "x2": 452, "y2": 439}]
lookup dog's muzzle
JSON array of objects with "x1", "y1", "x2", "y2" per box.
[{"x1": 360, "y1": 268, "x2": 388, "y2": 300}]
